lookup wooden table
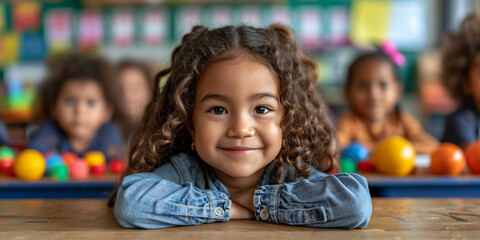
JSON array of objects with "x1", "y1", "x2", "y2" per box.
[{"x1": 1, "y1": 198, "x2": 480, "y2": 239}]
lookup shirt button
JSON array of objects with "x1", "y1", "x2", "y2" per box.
[
  {"x1": 259, "y1": 207, "x2": 269, "y2": 220},
  {"x1": 214, "y1": 207, "x2": 224, "y2": 217}
]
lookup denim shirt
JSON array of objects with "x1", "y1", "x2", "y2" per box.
[
  {"x1": 27, "y1": 120, "x2": 124, "y2": 161},
  {"x1": 114, "y1": 153, "x2": 372, "y2": 229}
]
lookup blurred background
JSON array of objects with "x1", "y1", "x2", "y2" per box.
[{"x1": 0, "y1": 0, "x2": 478, "y2": 149}]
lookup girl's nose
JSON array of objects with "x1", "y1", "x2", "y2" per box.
[
  {"x1": 226, "y1": 114, "x2": 255, "y2": 138},
  {"x1": 74, "y1": 102, "x2": 87, "y2": 114},
  {"x1": 369, "y1": 86, "x2": 381, "y2": 98}
]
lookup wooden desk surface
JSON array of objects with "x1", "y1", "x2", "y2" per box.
[{"x1": 1, "y1": 198, "x2": 480, "y2": 239}]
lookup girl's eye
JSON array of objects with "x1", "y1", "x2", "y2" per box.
[
  {"x1": 379, "y1": 81, "x2": 389, "y2": 90},
  {"x1": 208, "y1": 107, "x2": 227, "y2": 115},
  {"x1": 65, "y1": 98, "x2": 76, "y2": 106},
  {"x1": 254, "y1": 106, "x2": 271, "y2": 114},
  {"x1": 87, "y1": 99, "x2": 96, "y2": 107}
]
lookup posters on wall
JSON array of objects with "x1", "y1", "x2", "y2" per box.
[
  {"x1": 175, "y1": 7, "x2": 202, "y2": 38},
  {"x1": 20, "y1": 33, "x2": 45, "y2": 60},
  {"x1": 208, "y1": 6, "x2": 234, "y2": 28},
  {"x1": 239, "y1": 7, "x2": 262, "y2": 27},
  {"x1": 327, "y1": 7, "x2": 349, "y2": 46},
  {"x1": 13, "y1": 1, "x2": 41, "y2": 32},
  {"x1": 269, "y1": 6, "x2": 292, "y2": 27},
  {"x1": 44, "y1": 9, "x2": 73, "y2": 53},
  {"x1": 0, "y1": 3, "x2": 5, "y2": 32},
  {"x1": 0, "y1": 33, "x2": 19, "y2": 66},
  {"x1": 351, "y1": 0, "x2": 428, "y2": 50},
  {"x1": 298, "y1": 7, "x2": 323, "y2": 50},
  {"x1": 79, "y1": 10, "x2": 103, "y2": 49},
  {"x1": 112, "y1": 9, "x2": 135, "y2": 47},
  {"x1": 143, "y1": 9, "x2": 168, "y2": 46}
]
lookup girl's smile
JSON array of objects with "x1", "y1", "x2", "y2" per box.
[{"x1": 218, "y1": 146, "x2": 263, "y2": 155}]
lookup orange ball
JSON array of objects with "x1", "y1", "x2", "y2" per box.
[
  {"x1": 430, "y1": 143, "x2": 465, "y2": 176},
  {"x1": 465, "y1": 141, "x2": 480, "y2": 174}
]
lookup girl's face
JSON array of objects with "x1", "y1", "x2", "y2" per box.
[
  {"x1": 118, "y1": 68, "x2": 151, "y2": 122},
  {"x1": 347, "y1": 59, "x2": 401, "y2": 122},
  {"x1": 191, "y1": 56, "x2": 283, "y2": 181},
  {"x1": 53, "y1": 80, "x2": 112, "y2": 141}
]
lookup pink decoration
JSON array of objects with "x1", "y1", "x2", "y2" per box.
[{"x1": 381, "y1": 40, "x2": 406, "y2": 67}]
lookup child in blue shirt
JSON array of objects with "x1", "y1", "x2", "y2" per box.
[
  {"x1": 109, "y1": 25, "x2": 372, "y2": 229},
  {"x1": 442, "y1": 12, "x2": 480, "y2": 150},
  {"x1": 0, "y1": 119, "x2": 10, "y2": 146},
  {"x1": 27, "y1": 53, "x2": 125, "y2": 161}
]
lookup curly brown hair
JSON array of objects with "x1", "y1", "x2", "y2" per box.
[
  {"x1": 34, "y1": 52, "x2": 127, "y2": 133},
  {"x1": 108, "y1": 24, "x2": 338, "y2": 206},
  {"x1": 442, "y1": 11, "x2": 480, "y2": 101}
]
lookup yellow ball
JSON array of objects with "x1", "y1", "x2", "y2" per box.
[
  {"x1": 14, "y1": 149, "x2": 46, "y2": 181},
  {"x1": 84, "y1": 151, "x2": 106, "y2": 167},
  {"x1": 372, "y1": 136, "x2": 416, "y2": 176}
]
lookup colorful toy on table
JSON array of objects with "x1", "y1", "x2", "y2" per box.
[
  {"x1": 45, "y1": 154, "x2": 64, "y2": 173},
  {"x1": 85, "y1": 151, "x2": 106, "y2": 176},
  {"x1": 339, "y1": 158, "x2": 357, "y2": 173},
  {"x1": 70, "y1": 159, "x2": 89, "y2": 180},
  {"x1": 109, "y1": 159, "x2": 127, "y2": 175},
  {"x1": 44, "y1": 153, "x2": 69, "y2": 181},
  {"x1": 430, "y1": 143, "x2": 465, "y2": 176},
  {"x1": 340, "y1": 142, "x2": 373, "y2": 173},
  {"x1": 371, "y1": 136, "x2": 415, "y2": 176},
  {"x1": 14, "y1": 149, "x2": 45, "y2": 181},
  {"x1": 341, "y1": 142, "x2": 369, "y2": 162},
  {"x1": 357, "y1": 160, "x2": 376, "y2": 173},
  {"x1": 61, "y1": 152, "x2": 77, "y2": 166},
  {"x1": 0, "y1": 146, "x2": 16, "y2": 177},
  {"x1": 465, "y1": 140, "x2": 480, "y2": 174},
  {"x1": 0, "y1": 146, "x2": 15, "y2": 160},
  {"x1": 91, "y1": 164, "x2": 106, "y2": 176},
  {"x1": 50, "y1": 164, "x2": 69, "y2": 181}
]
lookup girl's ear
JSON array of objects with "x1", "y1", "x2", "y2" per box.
[{"x1": 187, "y1": 120, "x2": 195, "y2": 141}]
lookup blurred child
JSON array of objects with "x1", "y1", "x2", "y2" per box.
[
  {"x1": 109, "y1": 25, "x2": 371, "y2": 229},
  {"x1": 337, "y1": 44, "x2": 438, "y2": 154},
  {"x1": 116, "y1": 60, "x2": 153, "y2": 125},
  {"x1": 442, "y1": 11, "x2": 480, "y2": 150},
  {"x1": 0, "y1": 119, "x2": 10, "y2": 146},
  {"x1": 27, "y1": 53, "x2": 125, "y2": 161}
]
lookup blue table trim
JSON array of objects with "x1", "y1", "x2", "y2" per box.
[
  {"x1": 367, "y1": 176, "x2": 480, "y2": 198},
  {"x1": 0, "y1": 179, "x2": 117, "y2": 199}
]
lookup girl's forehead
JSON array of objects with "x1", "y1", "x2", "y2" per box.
[
  {"x1": 60, "y1": 79, "x2": 106, "y2": 96},
  {"x1": 196, "y1": 57, "x2": 279, "y2": 97}
]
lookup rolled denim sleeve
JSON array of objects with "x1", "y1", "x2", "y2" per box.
[
  {"x1": 253, "y1": 173, "x2": 372, "y2": 229},
  {"x1": 114, "y1": 163, "x2": 232, "y2": 229}
]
